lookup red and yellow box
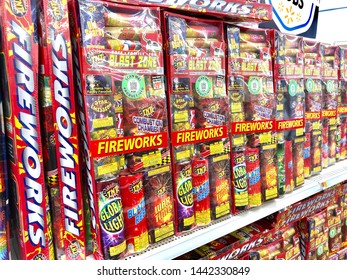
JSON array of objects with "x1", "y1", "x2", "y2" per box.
[{"x1": 0, "y1": 0, "x2": 51, "y2": 260}]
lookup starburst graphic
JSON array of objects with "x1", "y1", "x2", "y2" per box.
[
  {"x1": 285, "y1": 6, "x2": 295, "y2": 24},
  {"x1": 278, "y1": 2, "x2": 284, "y2": 12},
  {"x1": 296, "y1": 12, "x2": 302, "y2": 22}
]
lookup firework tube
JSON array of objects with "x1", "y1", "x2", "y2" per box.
[
  {"x1": 240, "y1": 33, "x2": 265, "y2": 43},
  {"x1": 174, "y1": 162, "x2": 194, "y2": 232},
  {"x1": 97, "y1": 177, "x2": 126, "y2": 259},
  {"x1": 328, "y1": 127, "x2": 337, "y2": 165},
  {"x1": 284, "y1": 140, "x2": 294, "y2": 193},
  {"x1": 186, "y1": 24, "x2": 219, "y2": 39},
  {"x1": 186, "y1": 38, "x2": 218, "y2": 49},
  {"x1": 260, "y1": 147, "x2": 278, "y2": 201},
  {"x1": 277, "y1": 143, "x2": 286, "y2": 195},
  {"x1": 106, "y1": 39, "x2": 142, "y2": 51},
  {"x1": 105, "y1": 27, "x2": 156, "y2": 41},
  {"x1": 209, "y1": 154, "x2": 231, "y2": 219},
  {"x1": 232, "y1": 149, "x2": 248, "y2": 211},
  {"x1": 245, "y1": 147, "x2": 262, "y2": 207},
  {"x1": 192, "y1": 159, "x2": 211, "y2": 226},
  {"x1": 119, "y1": 173, "x2": 149, "y2": 254},
  {"x1": 144, "y1": 167, "x2": 174, "y2": 243},
  {"x1": 293, "y1": 138, "x2": 305, "y2": 188},
  {"x1": 304, "y1": 132, "x2": 312, "y2": 178},
  {"x1": 168, "y1": 16, "x2": 187, "y2": 55}
]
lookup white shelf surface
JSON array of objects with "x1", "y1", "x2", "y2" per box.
[{"x1": 87, "y1": 160, "x2": 347, "y2": 260}]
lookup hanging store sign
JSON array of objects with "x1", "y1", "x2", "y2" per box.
[{"x1": 265, "y1": 0, "x2": 319, "y2": 35}]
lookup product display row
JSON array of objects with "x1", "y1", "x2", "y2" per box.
[
  {"x1": 0, "y1": 0, "x2": 346, "y2": 261},
  {"x1": 176, "y1": 181, "x2": 347, "y2": 260}
]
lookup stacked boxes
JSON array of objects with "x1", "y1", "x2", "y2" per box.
[
  {"x1": 163, "y1": 12, "x2": 230, "y2": 231},
  {"x1": 298, "y1": 209, "x2": 329, "y2": 260},
  {"x1": 321, "y1": 45, "x2": 339, "y2": 167},
  {"x1": 303, "y1": 40, "x2": 323, "y2": 178},
  {"x1": 0, "y1": 0, "x2": 52, "y2": 260},
  {"x1": 70, "y1": 0, "x2": 174, "y2": 259},
  {"x1": 272, "y1": 31, "x2": 305, "y2": 191},
  {"x1": 227, "y1": 26, "x2": 276, "y2": 213}
]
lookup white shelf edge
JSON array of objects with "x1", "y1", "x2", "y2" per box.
[{"x1": 86, "y1": 161, "x2": 347, "y2": 261}]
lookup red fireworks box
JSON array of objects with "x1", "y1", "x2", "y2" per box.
[
  {"x1": 0, "y1": 0, "x2": 52, "y2": 260},
  {"x1": 99, "y1": 0, "x2": 273, "y2": 23},
  {"x1": 69, "y1": 0, "x2": 172, "y2": 259},
  {"x1": 338, "y1": 47, "x2": 347, "y2": 161},
  {"x1": 321, "y1": 44, "x2": 339, "y2": 167},
  {"x1": 227, "y1": 26, "x2": 276, "y2": 212},
  {"x1": 303, "y1": 39, "x2": 323, "y2": 178},
  {"x1": 38, "y1": 0, "x2": 88, "y2": 260},
  {"x1": 271, "y1": 30, "x2": 305, "y2": 190},
  {"x1": 163, "y1": 11, "x2": 230, "y2": 232}
]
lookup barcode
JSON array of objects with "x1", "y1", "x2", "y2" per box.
[
  {"x1": 130, "y1": 81, "x2": 138, "y2": 92},
  {"x1": 200, "y1": 81, "x2": 207, "y2": 91}
]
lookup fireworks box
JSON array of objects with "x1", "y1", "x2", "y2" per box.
[
  {"x1": 321, "y1": 44, "x2": 339, "y2": 167},
  {"x1": 163, "y1": 11, "x2": 230, "y2": 231},
  {"x1": 303, "y1": 39, "x2": 323, "y2": 178},
  {"x1": 338, "y1": 47, "x2": 347, "y2": 161},
  {"x1": 336, "y1": 247, "x2": 347, "y2": 260},
  {"x1": 326, "y1": 204, "x2": 342, "y2": 254},
  {"x1": 0, "y1": 0, "x2": 53, "y2": 260},
  {"x1": 297, "y1": 209, "x2": 330, "y2": 260},
  {"x1": 174, "y1": 219, "x2": 276, "y2": 260},
  {"x1": 37, "y1": 0, "x2": 88, "y2": 260},
  {"x1": 227, "y1": 26, "x2": 277, "y2": 212},
  {"x1": 99, "y1": 0, "x2": 273, "y2": 22},
  {"x1": 276, "y1": 223, "x2": 301, "y2": 260},
  {"x1": 240, "y1": 238, "x2": 285, "y2": 260},
  {"x1": 266, "y1": 184, "x2": 340, "y2": 229},
  {"x1": 69, "y1": 0, "x2": 174, "y2": 259},
  {"x1": 271, "y1": 30, "x2": 305, "y2": 191},
  {"x1": 339, "y1": 183, "x2": 347, "y2": 248},
  {"x1": 0, "y1": 84, "x2": 9, "y2": 260}
]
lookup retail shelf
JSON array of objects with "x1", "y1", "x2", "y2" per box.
[
  {"x1": 306, "y1": 160, "x2": 347, "y2": 190},
  {"x1": 86, "y1": 162, "x2": 347, "y2": 261},
  {"x1": 85, "y1": 162, "x2": 347, "y2": 261}
]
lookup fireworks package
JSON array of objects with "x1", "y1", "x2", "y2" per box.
[
  {"x1": 144, "y1": 166, "x2": 175, "y2": 244},
  {"x1": 226, "y1": 26, "x2": 276, "y2": 212},
  {"x1": 321, "y1": 44, "x2": 339, "y2": 167},
  {"x1": 208, "y1": 153, "x2": 231, "y2": 220},
  {"x1": 326, "y1": 204, "x2": 342, "y2": 254},
  {"x1": 304, "y1": 39, "x2": 323, "y2": 177},
  {"x1": 175, "y1": 219, "x2": 276, "y2": 260},
  {"x1": 340, "y1": 184, "x2": 347, "y2": 248},
  {"x1": 38, "y1": 0, "x2": 89, "y2": 260},
  {"x1": 277, "y1": 223, "x2": 301, "y2": 260},
  {"x1": 0, "y1": 0, "x2": 55, "y2": 260},
  {"x1": 242, "y1": 238, "x2": 285, "y2": 260},
  {"x1": 338, "y1": 47, "x2": 347, "y2": 161},
  {"x1": 69, "y1": 0, "x2": 173, "y2": 259},
  {"x1": 0, "y1": 85, "x2": 9, "y2": 260},
  {"x1": 297, "y1": 209, "x2": 329, "y2": 260},
  {"x1": 163, "y1": 12, "x2": 230, "y2": 230},
  {"x1": 271, "y1": 31, "x2": 305, "y2": 190}
]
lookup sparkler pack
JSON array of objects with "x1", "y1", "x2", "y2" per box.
[
  {"x1": 272, "y1": 31, "x2": 305, "y2": 191},
  {"x1": 303, "y1": 40, "x2": 323, "y2": 178},
  {"x1": 0, "y1": 0, "x2": 53, "y2": 260},
  {"x1": 163, "y1": 12, "x2": 231, "y2": 231},
  {"x1": 227, "y1": 25, "x2": 277, "y2": 214},
  {"x1": 321, "y1": 45, "x2": 339, "y2": 168},
  {"x1": 338, "y1": 47, "x2": 347, "y2": 161},
  {"x1": 69, "y1": 0, "x2": 174, "y2": 259}
]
